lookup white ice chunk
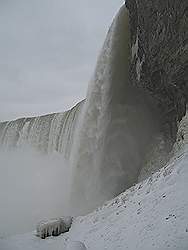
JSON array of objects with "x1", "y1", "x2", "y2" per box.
[
  {"x1": 36, "y1": 216, "x2": 72, "y2": 239},
  {"x1": 131, "y1": 34, "x2": 138, "y2": 59}
]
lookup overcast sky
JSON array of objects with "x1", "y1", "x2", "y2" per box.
[{"x1": 0, "y1": 0, "x2": 124, "y2": 121}]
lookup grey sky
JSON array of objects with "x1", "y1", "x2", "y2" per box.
[{"x1": 0, "y1": 0, "x2": 124, "y2": 121}]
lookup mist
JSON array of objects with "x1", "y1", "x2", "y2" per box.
[{"x1": 0, "y1": 148, "x2": 71, "y2": 237}]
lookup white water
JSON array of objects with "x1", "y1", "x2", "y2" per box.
[{"x1": 0, "y1": 101, "x2": 84, "y2": 158}]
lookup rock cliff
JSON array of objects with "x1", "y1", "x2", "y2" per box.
[{"x1": 126, "y1": 0, "x2": 188, "y2": 144}]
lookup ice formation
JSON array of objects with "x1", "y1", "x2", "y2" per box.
[{"x1": 36, "y1": 216, "x2": 72, "y2": 239}]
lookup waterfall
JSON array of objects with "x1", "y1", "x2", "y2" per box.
[
  {"x1": 70, "y1": 5, "x2": 158, "y2": 214},
  {"x1": 0, "y1": 101, "x2": 84, "y2": 158}
]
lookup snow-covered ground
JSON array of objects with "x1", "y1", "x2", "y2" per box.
[{"x1": 1, "y1": 140, "x2": 188, "y2": 250}]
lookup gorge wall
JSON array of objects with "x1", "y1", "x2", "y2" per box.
[{"x1": 126, "y1": 0, "x2": 188, "y2": 143}]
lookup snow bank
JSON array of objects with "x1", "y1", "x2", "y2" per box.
[{"x1": 66, "y1": 241, "x2": 87, "y2": 250}]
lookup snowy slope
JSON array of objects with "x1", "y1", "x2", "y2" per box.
[{"x1": 1, "y1": 133, "x2": 188, "y2": 250}]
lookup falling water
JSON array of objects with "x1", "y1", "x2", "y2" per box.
[
  {"x1": 69, "y1": 6, "x2": 157, "y2": 214},
  {"x1": 0, "y1": 101, "x2": 84, "y2": 158}
]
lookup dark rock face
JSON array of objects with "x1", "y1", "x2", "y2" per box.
[{"x1": 126, "y1": 0, "x2": 188, "y2": 143}]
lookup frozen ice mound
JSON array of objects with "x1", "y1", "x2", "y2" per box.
[{"x1": 36, "y1": 216, "x2": 73, "y2": 239}]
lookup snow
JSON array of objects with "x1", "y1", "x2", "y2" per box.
[{"x1": 66, "y1": 241, "x2": 87, "y2": 250}]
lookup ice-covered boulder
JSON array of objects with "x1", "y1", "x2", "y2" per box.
[
  {"x1": 66, "y1": 241, "x2": 87, "y2": 250},
  {"x1": 36, "y1": 216, "x2": 73, "y2": 239}
]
